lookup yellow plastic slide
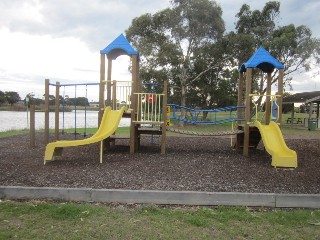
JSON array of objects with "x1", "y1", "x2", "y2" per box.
[
  {"x1": 254, "y1": 121, "x2": 297, "y2": 168},
  {"x1": 44, "y1": 106, "x2": 125, "y2": 164}
]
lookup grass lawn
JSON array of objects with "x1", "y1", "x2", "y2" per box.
[{"x1": 0, "y1": 201, "x2": 320, "y2": 239}]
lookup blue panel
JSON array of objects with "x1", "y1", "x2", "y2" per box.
[
  {"x1": 239, "y1": 47, "x2": 284, "y2": 73},
  {"x1": 100, "y1": 34, "x2": 138, "y2": 58}
]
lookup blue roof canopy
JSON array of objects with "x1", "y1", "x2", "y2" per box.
[
  {"x1": 100, "y1": 34, "x2": 138, "y2": 59},
  {"x1": 239, "y1": 47, "x2": 284, "y2": 73}
]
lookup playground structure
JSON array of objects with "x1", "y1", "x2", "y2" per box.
[
  {"x1": 43, "y1": 34, "x2": 168, "y2": 163},
  {"x1": 43, "y1": 81, "x2": 101, "y2": 143},
  {"x1": 44, "y1": 106, "x2": 125, "y2": 164},
  {"x1": 42, "y1": 35, "x2": 297, "y2": 168},
  {"x1": 99, "y1": 34, "x2": 167, "y2": 154},
  {"x1": 237, "y1": 47, "x2": 297, "y2": 168}
]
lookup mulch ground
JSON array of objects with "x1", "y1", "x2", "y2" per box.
[{"x1": 0, "y1": 133, "x2": 319, "y2": 194}]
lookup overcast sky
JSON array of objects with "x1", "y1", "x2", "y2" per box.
[{"x1": 0, "y1": 0, "x2": 319, "y2": 101}]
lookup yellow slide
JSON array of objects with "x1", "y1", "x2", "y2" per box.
[
  {"x1": 44, "y1": 106, "x2": 125, "y2": 164},
  {"x1": 254, "y1": 121, "x2": 297, "y2": 168}
]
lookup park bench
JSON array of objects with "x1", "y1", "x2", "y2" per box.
[{"x1": 286, "y1": 117, "x2": 303, "y2": 124}]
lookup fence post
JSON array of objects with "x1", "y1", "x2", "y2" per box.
[
  {"x1": 44, "y1": 79, "x2": 50, "y2": 144},
  {"x1": 30, "y1": 105, "x2": 35, "y2": 148},
  {"x1": 55, "y1": 81, "x2": 60, "y2": 140}
]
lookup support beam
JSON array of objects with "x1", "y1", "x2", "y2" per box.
[
  {"x1": 237, "y1": 72, "x2": 244, "y2": 124},
  {"x1": 106, "y1": 58, "x2": 112, "y2": 107},
  {"x1": 291, "y1": 103, "x2": 294, "y2": 128},
  {"x1": 44, "y1": 79, "x2": 50, "y2": 144},
  {"x1": 243, "y1": 68, "x2": 252, "y2": 157},
  {"x1": 55, "y1": 81, "x2": 60, "y2": 140},
  {"x1": 99, "y1": 54, "x2": 105, "y2": 125},
  {"x1": 161, "y1": 80, "x2": 168, "y2": 154},
  {"x1": 277, "y1": 69, "x2": 284, "y2": 125},
  {"x1": 265, "y1": 72, "x2": 272, "y2": 125},
  {"x1": 130, "y1": 54, "x2": 139, "y2": 154}
]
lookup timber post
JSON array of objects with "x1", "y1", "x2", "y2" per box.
[
  {"x1": 243, "y1": 68, "x2": 252, "y2": 157},
  {"x1": 55, "y1": 81, "x2": 60, "y2": 140},
  {"x1": 44, "y1": 79, "x2": 50, "y2": 144}
]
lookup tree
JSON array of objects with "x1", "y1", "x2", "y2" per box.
[
  {"x1": 232, "y1": 1, "x2": 320, "y2": 96},
  {"x1": 126, "y1": 0, "x2": 225, "y2": 126},
  {"x1": 5, "y1": 91, "x2": 20, "y2": 106},
  {"x1": 64, "y1": 97, "x2": 89, "y2": 106},
  {"x1": 31, "y1": 98, "x2": 45, "y2": 106},
  {"x1": 187, "y1": 38, "x2": 238, "y2": 111},
  {"x1": 0, "y1": 91, "x2": 6, "y2": 105}
]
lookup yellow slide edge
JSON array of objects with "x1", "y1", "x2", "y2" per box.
[
  {"x1": 254, "y1": 121, "x2": 297, "y2": 168},
  {"x1": 44, "y1": 106, "x2": 125, "y2": 164}
]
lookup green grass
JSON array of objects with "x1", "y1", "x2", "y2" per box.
[
  {"x1": 0, "y1": 201, "x2": 319, "y2": 239},
  {"x1": 0, "y1": 129, "x2": 30, "y2": 138},
  {"x1": 0, "y1": 127, "x2": 131, "y2": 139}
]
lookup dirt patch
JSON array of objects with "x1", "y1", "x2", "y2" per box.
[{"x1": 0, "y1": 133, "x2": 319, "y2": 194}]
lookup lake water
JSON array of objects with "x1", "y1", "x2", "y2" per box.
[{"x1": 0, "y1": 110, "x2": 130, "y2": 132}]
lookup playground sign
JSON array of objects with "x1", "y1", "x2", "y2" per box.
[{"x1": 166, "y1": 106, "x2": 171, "y2": 127}]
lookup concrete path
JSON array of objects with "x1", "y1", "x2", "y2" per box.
[{"x1": 1, "y1": 186, "x2": 320, "y2": 208}]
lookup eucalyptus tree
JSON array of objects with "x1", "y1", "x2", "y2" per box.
[
  {"x1": 126, "y1": 0, "x2": 225, "y2": 126},
  {"x1": 232, "y1": 1, "x2": 320, "y2": 95}
]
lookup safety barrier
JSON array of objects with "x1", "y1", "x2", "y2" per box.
[{"x1": 167, "y1": 104, "x2": 245, "y2": 125}]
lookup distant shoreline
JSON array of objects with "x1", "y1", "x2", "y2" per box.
[{"x1": 0, "y1": 105, "x2": 99, "y2": 112}]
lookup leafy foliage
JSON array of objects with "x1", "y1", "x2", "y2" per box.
[
  {"x1": 126, "y1": 0, "x2": 227, "y2": 125},
  {"x1": 231, "y1": 2, "x2": 320, "y2": 93},
  {"x1": 4, "y1": 91, "x2": 21, "y2": 105},
  {"x1": 0, "y1": 90, "x2": 6, "y2": 105}
]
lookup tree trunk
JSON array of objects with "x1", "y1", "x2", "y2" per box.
[{"x1": 202, "y1": 111, "x2": 208, "y2": 121}]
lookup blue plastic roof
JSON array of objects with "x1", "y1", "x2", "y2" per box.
[
  {"x1": 239, "y1": 47, "x2": 284, "y2": 73},
  {"x1": 100, "y1": 34, "x2": 138, "y2": 59}
]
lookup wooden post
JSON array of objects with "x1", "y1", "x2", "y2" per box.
[
  {"x1": 265, "y1": 72, "x2": 272, "y2": 125},
  {"x1": 277, "y1": 69, "x2": 284, "y2": 125},
  {"x1": 161, "y1": 80, "x2": 168, "y2": 154},
  {"x1": 55, "y1": 81, "x2": 60, "y2": 140},
  {"x1": 44, "y1": 79, "x2": 50, "y2": 144},
  {"x1": 291, "y1": 103, "x2": 294, "y2": 128},
  {"x1": 99, "y1": 54, "x2": 105, "y2": 125},
  {"x1": 29, "y1": 105, "x2": 35, "y2": 148},
  {"x1": 237, "y1": 72, "x2": 244, "y2": 123},
  {"x1": 112, "y1": 80, "x2": 117, "y2": 109},
  {"x1": 130, "y1": 54, "x2": 139, "y2": 154},
  {"x1": 243, "y1": 68, "x2": 252, "y2": 157},
  {"x1": 131, "y1": 54, "x2": 138, "y2": 110},
  {"x1": 106, "y1": 58, "x2": 112, "y2": 107}
]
